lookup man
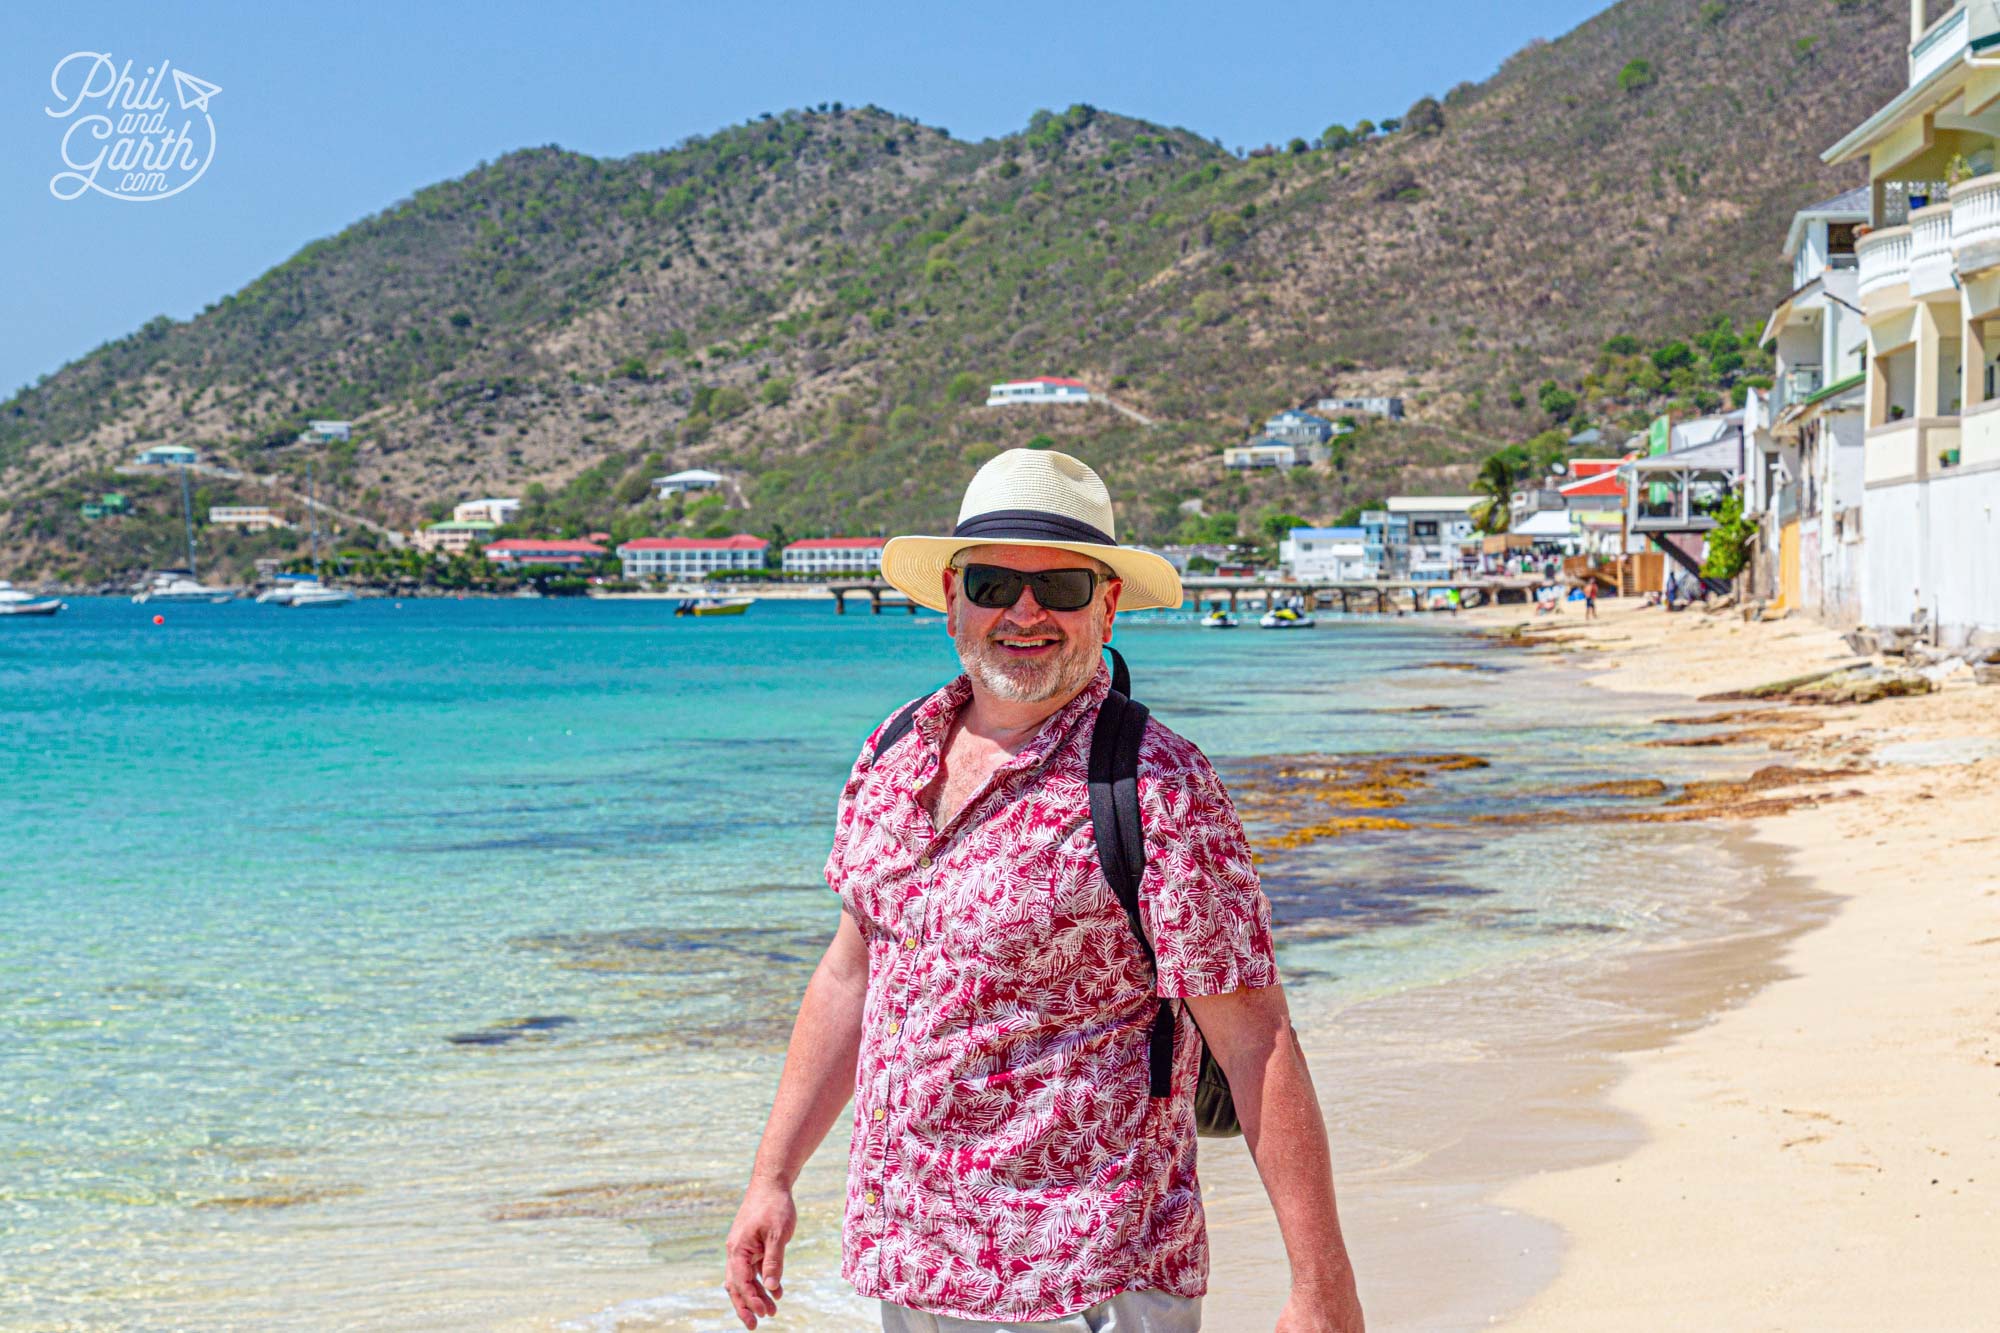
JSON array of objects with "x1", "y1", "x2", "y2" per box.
[{"x1": 725, "y1": 449, "x2": 1363, "y2": 1332}]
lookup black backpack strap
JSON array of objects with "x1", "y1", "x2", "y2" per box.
[
  {"x1": 870, "y1": 697, "x2": 926, "y2": 763},
  {"x1": 1089, "y1": 684, "x2": 1175, "y2": 1098}
]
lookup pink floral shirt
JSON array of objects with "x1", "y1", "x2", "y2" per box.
[{"x1": 824, "y1": 664, "x2": 1278, "y2": 1321}]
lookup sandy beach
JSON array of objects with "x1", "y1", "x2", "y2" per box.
[{"x1": 1210, "y1": 598, "x2": 2000, "y2": 1329}]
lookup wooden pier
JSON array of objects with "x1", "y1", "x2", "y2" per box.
[{"x1": 827, "y1": 583, "x2": 921, "y2": 614}]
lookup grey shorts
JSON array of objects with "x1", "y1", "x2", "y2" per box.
[{"x1": 880, "y1": 1290, "x2": 1201, "y2": 1333}]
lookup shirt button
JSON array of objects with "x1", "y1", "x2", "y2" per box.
[
  {"x1": 903, "y1": 936, "x2": 917, "y2": 949},
  {"x1": 864, "y1": 1190, "x2": 878, "y2": 1205},
  {"x1": 917, "y1": 855, "x2": 932, "y2": 869},
  {"x1": 873, "y1": 1108, "x2": 886, "y2": 1121},
  {"x1": 888, "y1": 1020, "x2": 901, "y2": 1034}
]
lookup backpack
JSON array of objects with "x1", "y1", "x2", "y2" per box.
[{"x1": 870, "y1": 646, "x2": 1242, "y2": 1138}]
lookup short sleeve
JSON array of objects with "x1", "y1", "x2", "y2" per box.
[
  {"x1": 822, "y1": 726, "x2": 884, "y2": 902},
  {"x1": 1134, "y1": 726, "x2": 1278, "y2": 997}
]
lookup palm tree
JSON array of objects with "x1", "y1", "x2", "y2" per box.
[{"x1": 1471, "y1": 454, "x2": 1516, "y2": 536}]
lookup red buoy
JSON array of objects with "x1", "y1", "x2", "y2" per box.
[{"x1": 152, "y1": 614, "x2": 165, "y2": 625}]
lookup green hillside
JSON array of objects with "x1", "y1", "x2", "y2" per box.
[{"x1": 0, "y1": 0, "x2": 1906, "y2": 584}]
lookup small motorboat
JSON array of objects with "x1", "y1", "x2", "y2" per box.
[
  {"x1": 675, "y1": 596, "x2": 753, "y2": 617},
  {"x1": 1258, "y1": 606, "x2": 1316, "y2": 629},
  {"x1": 133, "y1": 572, "x2": 232, "y2": 604},
  {"x1": 0, "y1": 581, "x2": 64, "y2": 616},
  {"x1": 1198, "y1": 608, "x2": 1239, "y2": 629}
]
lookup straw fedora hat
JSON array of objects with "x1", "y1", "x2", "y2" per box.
[{"x1": 879, "y1": 448, "x2": 1183, "y2": 613}]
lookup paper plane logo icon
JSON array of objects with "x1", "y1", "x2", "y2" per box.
[{"x1": 172, "y1": 68, "x2": 220, "y2": 112}]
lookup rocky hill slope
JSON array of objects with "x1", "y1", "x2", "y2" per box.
[{"x1": 0, "y1": 0, "x2": 1908, "y2": 582}]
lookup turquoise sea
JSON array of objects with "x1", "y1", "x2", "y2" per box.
[{"x1": 0, "y1": 597, "x2": 1754, "y2": 1331}]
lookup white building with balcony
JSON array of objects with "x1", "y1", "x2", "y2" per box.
[
  {"x1": 1385, "y1": 496, "x2": 1480, "y2": 580},
  {"x1": 208, "y1": 506, "x2": 288, "y2": 532},
  {"x1": 1756, "y1": 189, "x2": 1871, "y2": 623},
  {"x1": 617, "y1": 534, "x2": 767, "y2": 580},
  {"x1": 1278, "y1": 527, "x2": 1372, "y2": 581},
  {"x1": 453, "y1": 497, "x2": 520, "y2": 525},
  {"x1": 1223, "y1": 437, "x2": 1328, "y2": 469},
  {"x1": 1821, "y1": 1, "x2": 2000, "y2": 642},
  {"x1": 780, "y1": 537, "x2": 887, "y2": 575}
]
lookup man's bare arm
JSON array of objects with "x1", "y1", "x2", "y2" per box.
[
  {"x1": 1187, "y1": 983, "x2": 1364, "y2": 1333},
  {"x1": 723, "y1": 909, "x2": 870, "y2": 1330}
]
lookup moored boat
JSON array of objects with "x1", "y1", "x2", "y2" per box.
[
  {"x1": 675, "y1": 595, "x2": 753, "y2": 617},
  {"x1": 0, "y1": 581, "x2": 65, "y2": 616},
  {"x1": 133, "y1": 572, "x2": 233, "y2": 604},
  {"x1": 1258, "y1": 605, "x2": 1316, "y2": 629},
  {"x1": 1198, "y1": 608, "x2": 1239, "y2": 629}
]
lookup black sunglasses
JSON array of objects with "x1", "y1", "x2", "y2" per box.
[{"x1": 956, "y1": 562, "x2": 1101, "y2": 612}]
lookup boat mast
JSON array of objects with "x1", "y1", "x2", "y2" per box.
[{"x1": 180, "y1": 463, "x2": 197, "y2": 577}]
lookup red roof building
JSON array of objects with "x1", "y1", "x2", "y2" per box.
[
  {"x1": 482, "y1": 538, "x2": 607, "y2": 567},
  {"x1": 617, "y1": 534, "x2": 769, "y2": 579},
  {"x1": 781, "y1": 536, "x2": 888, "y2": 574}
]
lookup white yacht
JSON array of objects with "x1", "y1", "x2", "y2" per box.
[
  {"x1": 133, "y1": 571, "x2": 233, "y2": 604},
  {"x1": 0, "y1": 581, "x2": 65, "y2": 616},
  {"x1": 286, "y1": 583, "x2": 357, "y2": 608}
]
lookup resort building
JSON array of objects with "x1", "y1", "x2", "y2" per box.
[
  {"x1": 1222, "y1": 437, "x2": 1329, "y2": 469},
  {"x1": 453, "y1": 497, "x2": 520, "y2": 525},
  {"x1": 1263, "y1": 410, "x2": 1341, "y2": 445},
  {"x1": 135, "y1": 444, "x2": 197, "y2": 467},
  {"x1": 1314, "y1": 395, "x2": 1404, "y2": 421},
  {"x1": 481, "y1": 538, "x2": 606, "y2": 569},
  {"x1": 653, "y1": 469, "x2": 725, "y2": 498},
  {"x1": 617, "y1": 534, "x2": 768, "y2": 581},
  {"x1": 780, "y1": 537, "x2": 888, "y2": 575},
  {"x1": 1279, "y1": 527, "x2": 1372, "y2": 581},
  {"x1": 985, "y1": 377, "x2": 1092, "y2": 407},
  {"x1": 411, "y1": 520, "x2": 495, "y2": 555},
  {"x1": 1818, "y1": 1, "x2": 2000, "y2": 641},
  {"x1": 207, "y1": 506, "x2": 288, "y2": 532}
]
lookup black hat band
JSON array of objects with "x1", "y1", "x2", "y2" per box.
[{"x1": 951, "y1": 509, "x2": 1115, "y2": 547}]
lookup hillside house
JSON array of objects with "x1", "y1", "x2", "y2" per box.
[
  {"x1": 1314, "y1": 395, "x2": 1404, "y2": 420},
  {"x1": 653, "y1": 469, "x2": 725, "y2": 498},
  {"x1": 208, "y1": 506, "x2": 288, "y2": 533},
  {"x1": 1223, "y1": 437, "x2": 1328, "y2": 469},
  {"x1": 412, "y1": 520, "x2": 495, "y2": 555},
  {"x1": 136, "y1": 444, "x2": 197, "y2": 467},
  {"x1": 453, "y1": 497, "x2": 520, "y2": 525},
  {"x1": 985, "y1": 377, "x2": 1092, "y2": 406},
  {"x1": 1263, "y1": 410, "x2": 1338, "y2": 446}
]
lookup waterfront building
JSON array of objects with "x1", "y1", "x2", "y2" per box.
[
  {"x1": 653, "y1": 469, "x2": 725, "y2": 498},
  {"x1": 1279, "y1": 527, "x2": 1372, "y2": 581},
  {"x1": 208, "y1": 506, "x2": 288, "y2": 532},
  {"x1": 1751, "y1": 189, "x2": 1871, "y2": 622},
  {"x1": 780, "y1": 537, "x2": 887, "y2": 575},
  {"x1": 1379, "y1": 496, "x2": 1481, "y2": 580},
  {"x1": 136, "y1": 444, "x2": 197, "y2": 467},
  {"x1": 985, "y1": 377, "x2": 1092, "y2": 407},
  {"x1": 482, "y1": 538, "x2": 606, "y2": 569},
  {"x1": 453, "y1": 497, "x2": 520, "y2": 525},
  {"x1": 617, "y1": 534, "x2": 767, "y2": 580},
  {"x1": 1314, "y1": 395, "x2": 1404, "y2": 420},
  {"x1": 412, "y1": 520, "x2": 495, "y2": 556},
  {"x1": 1818, "y1": 1, "x2": 2000, "y2": 641}
]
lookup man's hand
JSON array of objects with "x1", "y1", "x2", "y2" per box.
[
  {"x1": 723, "y1": 1179, "x2": 796, "y2": 1329},
  {"x1": 1276, "y1": 1277, "x2": 1366, "y2": 1332}
]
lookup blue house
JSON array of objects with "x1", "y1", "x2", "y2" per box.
[{"x1": 1263, "y1": 410, "x2": 1337, "y2": 446}]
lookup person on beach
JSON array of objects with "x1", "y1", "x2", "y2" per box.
[
  {"x1": 724, "y1": 449, "x2": 1364, "y2": 1333},
  {"x1": 1584, "y1": 580, "x2": 1598, "y2": 621}
]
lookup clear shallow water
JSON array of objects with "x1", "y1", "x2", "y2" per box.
[{"x1": 1, "y1": 597, "x2": 1742, "y2": 1331}]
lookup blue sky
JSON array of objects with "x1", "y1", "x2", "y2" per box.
[{"x1": 3, "y1": 0, "x2": 1609, "y2": 397}]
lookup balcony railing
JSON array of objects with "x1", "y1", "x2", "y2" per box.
[
  {"x1": 1909, "y1": 203, "x2": 1956, "y2": 296},
  {"x1": 1857, "y1": 225, "x2": 1913, "y2": 300},
  {"x1": 1951, "y1": 171, "x2": 2000, "y2": 273}
]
